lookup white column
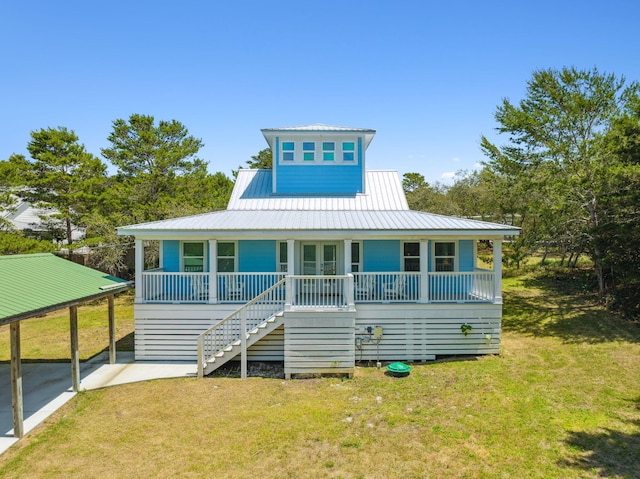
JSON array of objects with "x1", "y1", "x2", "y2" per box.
[
  {"x1": 419, "y1": 239, "x2": 429, "y2": 303},
  {"x1": 158, "y1": 240, "x2": 164, "y2": 269},
  {"x1": 135, "y1": 239, "x2": 143, "y2": 303},
  {"x1": 285, "y1": 240, "x2": 295, "y2": 308},
  {"x1": 208, "y1": 240, "x2": 217, "y2": 304},
  {"x1": 493, "y1": 239, "x2": 503, "y2": 304},
  {"x1": 287, "y1": 239, "x2": 295, "y2": 274},
  {"x1": 344, "y1": 239, "x2": 352, "y2": 274}
]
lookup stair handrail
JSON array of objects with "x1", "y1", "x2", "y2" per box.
[{"x1": 197, "y1": 277, "x2": 286, "y2": 377}]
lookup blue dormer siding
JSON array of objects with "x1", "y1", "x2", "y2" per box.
[
  {"x1": 275, "y1": 163, "x2": 364, "y2": 194},
  {"x1": 273, "y1": 135, "x2": 365, "y2": 194}
]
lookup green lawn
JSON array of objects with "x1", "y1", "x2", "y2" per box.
[
  {"x1": 0, "y1": 292, "x2": 134, "y2": 361},
  {"x1": 1, "y1": 273, "x2": 639, "y2": 478}
]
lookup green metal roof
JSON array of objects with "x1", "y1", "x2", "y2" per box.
[{"x1": 0, "y1": 253, "x2": 132, "y2": 325}]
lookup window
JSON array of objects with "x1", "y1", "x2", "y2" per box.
[
  {"x1": 183, "y1": 242, "x2": 205, "y2": 272},
  {"x1": 303, "y1": 142, "x2": 315, "y2": 161},
  {"x1": 434, "y1": 242, "x2": 455, "y2": 272},
  {"x1": 217, "y1": 242, "x2": 236, "y2": 272},
  {"x1": 403, "y1": 242, "x2": 420, "y2": 271},
  {"x1": 342, "y1": 142, "x2": 355, "y2": 161},
  {"x1": 322, "y1": 142, "x2": 335, "y2": 161},
  {"x1": 278, "y1": 242, "x2": 288, "y2": 272},
  {"x1": 351, "y1": 241, "x2": 361, "y2": 273},
  {"x1": 282, "y1": 142, "x2": 294, "y2": 161}
]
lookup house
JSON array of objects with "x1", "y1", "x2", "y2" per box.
[{"x1": 117, "y1": 124, "x2": 519, "y2": 378}]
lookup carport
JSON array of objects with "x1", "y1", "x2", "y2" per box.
[{"x1": 0, "y1": 253, "x2": 132, "y2": 438}]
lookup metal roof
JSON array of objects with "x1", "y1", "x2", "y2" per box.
[
  {"x1": 0, "y1": 253, "x2": 132, "y2": 325},
  {"x1": 229, "y1": 170, "x2": 409, "y2": 211},
  {"x1": 117, "y1": 209, "x2": 520, "y2": 237},
  {"x1": 261, "y1": 123, "x2": 375, "y2": 133},
  {"x1": 261, "y1": 124, "x2": 376, "y2": 150}
]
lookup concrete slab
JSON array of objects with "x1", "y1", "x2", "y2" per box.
[{"x1": 0, "y1": 353, "x2": 196, "y2": 456}]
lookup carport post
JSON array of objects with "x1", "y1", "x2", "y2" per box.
[
  {"x1": 70, "y1": 305, "x2": 80, "y2": 392},
  {"x1": 108, "y1": 295, "x2": 116, "y2": 364},
  {"x1": 10, "y1": 321, "x2": 24, "y2": 438}
]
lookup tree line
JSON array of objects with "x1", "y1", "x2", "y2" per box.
[
  {"x1": 0, "y1": 114, "x2": 234, "y2": 273},
  {"x1": 405, "y1": 67, "x2": 640, "y2": 319},
  {"x1": 1, "y1": 67, "x2": 638, "y2": 318}
]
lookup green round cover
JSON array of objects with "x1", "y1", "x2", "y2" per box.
[{"x1": 386, "y1": 362, "x2": 411, "y2": 374}]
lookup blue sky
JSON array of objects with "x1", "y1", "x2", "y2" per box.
[{"x1": 2, "y1": 1, "x2": 639, "y2": 184}]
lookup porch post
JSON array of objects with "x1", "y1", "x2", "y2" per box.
[
  {"x1": 285, "y1": 239, "x2": 295, "y2": 308},
  {"x1": 70, "y1": 305, "x2": 80, "y2": 392},
  {"x1": 240, "y1": 308, "x2": 247, "y2": 380},
  {"x1": 344, "y1": 239, "x2": 352, "y2": 274},
  {"x1": 493, "y1": 239, "x2": 503, "y2": 304},
  {"x1": 10, "y1": 321, "x2": 24, "y2": 438},
  {"x1": 158, "y1": 240, "x2": 164, "y2": 269},
  {"x1": 419, "y1": 239, "x2": 429, "y2": 302},
  {"x1": 108, "y1": 295, "x2": 116, "y2": 364},
  {"x1": 134, "y1": 239, "x2": 143, "y2": 303},
  {"x1": 286, "y1": 239, "x2": 295, "y2": 274},
  {"x1": 208, "y1": 240, "x2": 218, "y2": 304}
]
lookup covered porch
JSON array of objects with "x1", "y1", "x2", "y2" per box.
[{"x1": 134, "y1": 238, "x2": 503, "y2": 307}]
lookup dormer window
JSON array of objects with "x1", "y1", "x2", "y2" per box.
[
  {"x1": 303, "y1": 142, "x2": 315, "y2": 161},
  {"x1": 282, "y1": 142, "x2": 295, "y2": 161},
  {"x1": 343, "y1": 142, "x2": 355, "y2": 161},
  {"x1": 323, "y1": 142, "x2": 335, "y2": 161}
]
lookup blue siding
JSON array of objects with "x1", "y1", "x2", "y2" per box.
[
  {"x1": 459, "y1": 240, "x2": 475, "y2": 271},
  {"x1": 363, "y1": 240, "x2": 400, "y2": 271},
  {"x1": 163, "y1": 240, "x2": 180, "y2": 272},
  {"x1": 275, "y1": 164, "x2": 363, "y2": 194},
  {"x1": 238, "y1": 240, "x2": 276, "y2": 272}
]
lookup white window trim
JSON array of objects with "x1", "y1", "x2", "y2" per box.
[
  {"x1": 216, "y1": 240, "x2": 237, "y2": 273},
  {"x1": 432, "y1": 240, "x2": 458, "y2": 272},
  {"x1": 181, "y1": 241, "x2": 207, "y2": 272},
  {"x1": 351, "y1": 241, "x2": 361, "y2": 273},
  {"x1": 277, "y1": 241, "x2": 288, "y2": 273},
  {"x1": 401, "y1": 241, "x2": 421, "y2": 272}
]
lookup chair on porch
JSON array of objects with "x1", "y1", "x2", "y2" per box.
[
  {"x1": 383, "y1": 274, "x2": 406, "y2": 300},
  {"x1": 354, "y1": 275, "x2": 374, "y2": 300},
  {"x1": 190, "y1": 275, "x2": 208, "y2": 301},
  {"x1": 225, "y1": 277, "x2": 245, "y2": 301}
]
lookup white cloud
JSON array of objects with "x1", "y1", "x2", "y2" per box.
[
  {"x1": 441, "y1": 171, "x2": 456, "y2": 180},
  {"x1": 451, "y1": 157, "x2": 461, "y2": 162}
]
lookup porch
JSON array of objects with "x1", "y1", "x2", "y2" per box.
[{"x1": 138, "y1": 270, "x2": 500, "y2": 306}]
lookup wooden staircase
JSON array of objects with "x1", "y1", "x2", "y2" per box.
[
  {"x1": 197, "y1": 278, "x2": 286, "y2": 378},
  {"x1": 200, "y1": 312, "x2": 284, "y2": 376}
]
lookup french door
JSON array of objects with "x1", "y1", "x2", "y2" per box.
[{"x1": 302, "y1": 243, "x2": 338, "y2": 275}]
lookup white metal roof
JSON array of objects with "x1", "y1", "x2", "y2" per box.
[
  {"x1": 261, "y1": 123, "x2": 375, "y2": 133},
  {"x1": 229, "y1": 170, "x2": 409, "y2": 211},
  {"x1": 118, "y1": 209, "x2": 519, "y2": 238},
  {"x1": 261, "y1": 124, "x2": 376, "y2": 150}
]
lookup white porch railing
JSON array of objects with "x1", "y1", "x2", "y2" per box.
[
  {"x1": 428, "y1": 270, "x2": 495, "y2": 302},
  {"x1": 287, "y1": 275, "x2": 354, "y2": 309},
  {"x1": 140, "y1": 271, "x2": 496, "y2": 304},
  {"x1": 216, "y1": 272, "x2": 287, "y2": 303},
  {"x1": 352, "y1": 272, "x2": 421, "y2": 302},
  {"x1": 142, "y1": 271, "x2": 209, "y2": 303}
]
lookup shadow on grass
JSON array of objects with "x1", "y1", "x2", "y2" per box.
[
  {"x1": 503, "y1": 274, "x2": 640, "y2": 344},
  {"x1": 559, "y1": 397, "x2": 640, "y2": 478},
  {"x1": 0, "y1": 332, "x2": 136, "y2": 365}
]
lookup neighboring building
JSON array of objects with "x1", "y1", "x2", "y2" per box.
[
  {"x1": 1, "y1": 197, "x2": 85, "y2": 243},
  {"x1": 118, "y1": 124, "x2": 519, "y2": 378}
]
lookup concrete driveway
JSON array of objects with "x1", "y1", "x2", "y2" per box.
[{"x1": 0, "y1": 352, "x2": 196, "y2": 455}]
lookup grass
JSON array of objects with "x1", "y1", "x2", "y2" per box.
[
  {"x1": 0, "y1": 292, "x2": 134, "y2": 362},
  {"x1": 1, "y1": 273, "x2": 640, "y2": 478}
]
